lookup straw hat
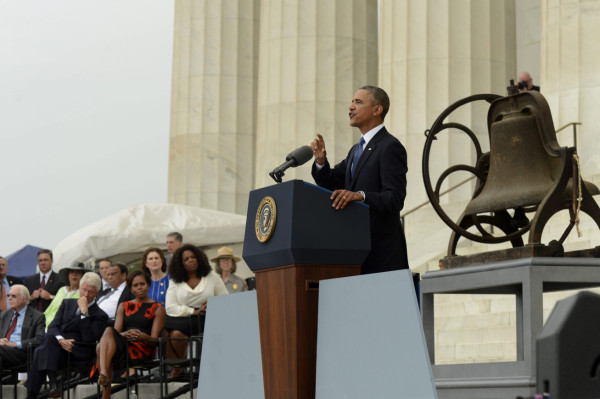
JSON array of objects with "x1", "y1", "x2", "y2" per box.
[{"x1": 210, "y1": 246, "x2": 241, "y2": 263}]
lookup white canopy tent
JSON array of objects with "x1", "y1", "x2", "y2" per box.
[{"x1": 53, "y1": 203, "x2": 252, "y2": 278}]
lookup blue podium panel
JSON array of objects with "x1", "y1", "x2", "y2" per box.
[
  {"x1": 243, "y1": 180, "x2": 370, "y2": 271},
  {"x1": 197, "y1": 291, "x2": 264, "y2": 399},
  {"x1": 316, "y1": 270, "x2": 437, "y2": 399}
]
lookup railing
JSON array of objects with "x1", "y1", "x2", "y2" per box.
[
  {"x1": 400, "y1": 121, "x2": 582, "y2": 223},
  {"x1": 555, "y1": 121, "x2": 581, "y2": 148}
]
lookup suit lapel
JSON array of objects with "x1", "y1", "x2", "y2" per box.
[
  {"x1": 349, "y1": 129, "x2": 386, "y2": 188},
  {"x1": 0, "y1": 309, "x2": 14, "y2": 337},
  {"x1": 21, "y1": 308, "x2": 32, "y2": 338}
]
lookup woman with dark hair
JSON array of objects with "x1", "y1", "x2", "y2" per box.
[
  {"x1": 141, "y1": 247, "x2": 169, "y2": 306},
  {"x1": 165, "y1": 244, "x2": 227, "y2": 378},
  {"x1": 95, "y1": 270, "x2": 165, "y2": 397}
]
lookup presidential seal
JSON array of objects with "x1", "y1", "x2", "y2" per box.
[{"x1": 256, "y1": 196, "x2": 277, "y2": 242}]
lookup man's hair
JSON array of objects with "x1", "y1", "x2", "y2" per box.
[
  {"x1": 37, "y1": 249, "x2": 53, "y2": 260},
  {"x1": 359, "y1": 85, "x2": 390, "y2": 121},
  {"x1": 98, "y1": 258, "x2": 111, "y2": 266},
  {"x1": 110, "y1": 262, "x2": 129, "y2": 276},
  {"x1": 167, "y1": 232, "x2": 183, "y2": 242},
  {"x1": 80, "y1": 272, "x2": 102, "y2": 292},
  {"x1": 0, "y1": 256, "x2": 5, "y2": 263},
  {"x1": 12, "y1": 284, "x2": 30, "y2": 301}
]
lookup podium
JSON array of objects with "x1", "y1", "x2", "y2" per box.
[{"x1": 243, "y1": 180, "x2": 371, "y2": 399}]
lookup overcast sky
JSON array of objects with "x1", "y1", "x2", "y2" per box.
[{"x1": 0, "y1": 1, "x2": 175, "y2": 257}]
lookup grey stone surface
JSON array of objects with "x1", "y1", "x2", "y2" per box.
[
  {"x1": 197, "y1": 291, "x2": 264, "y2": 399},
  {"x1": 316, "y1": 269, "x2": 438, "y2": 399}
]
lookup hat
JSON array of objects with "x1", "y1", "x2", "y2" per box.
[
  {"x1": 65, "y1": 262, "x2": 86, "y2": 272},
  {"x1": 59, "y1": 262, "x2": 86, "y2": 279},
  {"x1": 210, "y1": 246, "x2": 241, "y2": 263}
]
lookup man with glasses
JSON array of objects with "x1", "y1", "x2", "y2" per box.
[
  {"x1": 0, "y1": 284, "x2": 45, "y2": 373},
  {"x1": 25, "y1": 272, "x2": 107, "y2": 399},
  {"x1": 0, "y1": 256, "x2": 23, "y2": 311}
]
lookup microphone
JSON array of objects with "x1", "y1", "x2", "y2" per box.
[{"x1": 269, "y1": 145, "x2": 313, "y2": 183}]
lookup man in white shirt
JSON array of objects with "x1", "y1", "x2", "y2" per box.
[{"x1": 96, "y1": 263, "x2": 134, "y2": 320}]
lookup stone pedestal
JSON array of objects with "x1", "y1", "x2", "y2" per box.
[{"x1": 421, "y1": 257, "x2": 600, "y2": 399}]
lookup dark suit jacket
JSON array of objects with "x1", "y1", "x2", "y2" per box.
[
  {"x1": 47, "y1": 298, "x2": 108, "y2": 361},
  {"x1": 0, "y1": 306, "x2": 45, "y2": 349},
  {"x1": 98, "y1": 285, "x2": 135, "y2": 309},
  {"x1": 312, "y1": 127, "x2": 409, "y2": 274},
  {"x1": 24, "y1": 271, "x2": 65, "y2": 312},
  {"x1": 6, "y1": 275, "x2": 23, "y2": 286}
]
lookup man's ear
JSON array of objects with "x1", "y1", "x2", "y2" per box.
[{"x1": 373, "y1": 104, "x2": 383, "y2": 117}]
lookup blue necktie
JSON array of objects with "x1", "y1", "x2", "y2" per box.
[{"x1": 351, "y1": 137, "x2": 365, "y2": 178}]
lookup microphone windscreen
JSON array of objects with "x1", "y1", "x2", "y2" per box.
[{"x1": 286, "y1": 145, "x2": 313, "y2": 166}]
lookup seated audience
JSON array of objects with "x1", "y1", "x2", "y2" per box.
[
  {"x1": 24, "y1": 249, "x2": 65, "y2": 312},
  {"x1": 25, "y1": 272, "x2": 107, "y2": 399},
  {"x1": 141, "y1": 247, "x2": 170, "y2": 306},
  {"x1": 97, "y1": 263, "x2": 134, "y2": 321},
  {"x1": 0, "y1": 284, "x2": 45, "y2": 371},
  {"x1": 211, "y1": 246, "x2": 248, "y2": 294},
  {"x1": 95, "y1": 271, "x2": 165, "y2": 398},
  {"x1": 44, "y1": 262, "x2": 85, "y2": 328},
  {"x1": 165, "y1": 244, "x2": 227, "y2": 378},
  {"x1": 1, "y1": 256, "x2": 23, "y2": 311}
]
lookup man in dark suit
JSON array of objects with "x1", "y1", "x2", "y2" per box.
[
  {"x1": 96, "y1": 262, "x2": 134, "y2": 321},
  {"x1": 312, "y1": 85, "x2": 409, "y2": 274},
  {"x1": 0, "y1": 284, "x2": 45, "y2": 371},
  {"x1": 0, "y1": 256, "x2": 23, "y2": 311},
  {"x1": 25, "y1": 272, "x2": 107, "y2": 399},
  {"x1": 24, "y1": 249, "x2": 65, "y2": 312}
]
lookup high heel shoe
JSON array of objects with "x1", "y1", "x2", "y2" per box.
[{"x1": 97, "y1": 373, "x2": 110, "y2": 387}]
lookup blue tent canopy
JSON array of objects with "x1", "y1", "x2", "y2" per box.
[{"x1": 5, "y1": 244, "x2": 42, "y2": 279}]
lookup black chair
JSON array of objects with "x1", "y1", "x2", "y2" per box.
[
  {"x1": 124, "y1": 338, "x2": 162, "y2": 399},
  {"x1": 160, "y1": 314, "x2": 204, "y2": 399},
  {"x1": 0, "y1": 342, "x2": 38, "y2": 399},
  {"x1": 58, "y1": 341, "x2": 99, "y2": 399}
]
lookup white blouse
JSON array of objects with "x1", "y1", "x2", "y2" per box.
[{"x1": 165, "y1": 271, "x2": 228, "y2": 317}]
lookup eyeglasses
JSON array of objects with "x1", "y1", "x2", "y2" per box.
[{"x1": 8, "y1": 294, "x2": 19, "y2": 298}]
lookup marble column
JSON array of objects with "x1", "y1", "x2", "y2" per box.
[
  {"x1": 541, "y1": 0, "x2": 600, "y2": 176},
  {"x1": 379, "y1": 0, "x2": 516, "y2": 209},
  {"x1": 254, "y1": 0, "x2": 379, "y2": 189},
  {"x1": 168, "y1": 0, "x2": 260, "y2": 214},
  {"x1": 379, "y1": 0, "x2": 517, "y2": 260}
]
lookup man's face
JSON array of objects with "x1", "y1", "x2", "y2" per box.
[
  {"x1": 79, "y1": 283, "x2": 98, "y2": 303},
  {"x1": 37, "y1": 253, "x2": 53, "y2": 274},
  {"x1": 98, "y1": 260, "x2": 111, "y2": 280},
  {"x1": 0, "y1": 258, "x2": 7, "y2": 279},
  {"x1": 166, "y1": 236, "x2": 182, "y2": 254},
  {"x1": 348, "y1": 89, "x2": 381, "y2": 133},
  {"x1": 8, "y1": 286, "x2": 27, "y2": 311},
  {"x1": 106, "y1": 265, "x2": 126, "y2": 288}
]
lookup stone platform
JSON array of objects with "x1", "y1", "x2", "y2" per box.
[
  {"x1": 1, "y1": 382, "x2": 194, "y2": 399},
  {"x1": 421, "y1": 257, "x2": 600, "y2": 399}
]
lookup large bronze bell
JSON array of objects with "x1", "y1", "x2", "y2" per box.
[{"x1": 422, "y1": 89, "x2": 600, "y2": 266}]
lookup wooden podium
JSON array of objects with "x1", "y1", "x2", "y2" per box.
[{"x1": 243, "y1": 180, "x2": 371, "y2": 399}]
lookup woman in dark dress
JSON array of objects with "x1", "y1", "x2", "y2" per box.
[{"x1": 96, "y1": 270, "x2": 166, "y2": 398}]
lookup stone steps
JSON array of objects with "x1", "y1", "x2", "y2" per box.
[{"x1": 1, "y1": 382, "x2": 195, "y2": 399}]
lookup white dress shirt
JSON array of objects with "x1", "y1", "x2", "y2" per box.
[{"x1": 98, "y1": 281, "x2": 126, "y2": 318}]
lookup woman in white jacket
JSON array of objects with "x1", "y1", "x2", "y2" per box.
[{"x1": 164, "y1": 244, "x2": 227, "y2": 378}]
